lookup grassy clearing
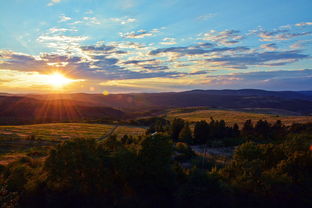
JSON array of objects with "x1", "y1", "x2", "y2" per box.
[
  {"x1": 0, "y1": 123, "x2": 146, "y2": 141},
  {"x1": 166, "y1": 108, "x2": 312, "y2": 126}
]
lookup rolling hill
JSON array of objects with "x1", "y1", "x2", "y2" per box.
[{"x1": 1, "y1": 89, "x2": 312, "y2": 124}]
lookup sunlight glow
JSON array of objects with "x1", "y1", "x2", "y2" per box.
[{"x1": 46, "y1": 72, "x2": 74, "y2": 88}]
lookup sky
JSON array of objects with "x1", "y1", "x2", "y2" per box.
[{"x1": 0, "y1": 0, "x2": 312, "y2": 93}]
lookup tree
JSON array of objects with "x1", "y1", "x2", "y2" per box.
[
  {"x1": 44, "y1": 139, "x2": 112, "y2": 196},
  {"x1": 232, "y1": 123, "x2": 240, "y2": 138},
  {"x1": 272, "y1": 120, "x2": 287, "y2": 140},
  {"x1": 137, "y1": 135, "x2": 175, "y2": 206},
  {"x1": 179, "y1": 122, "x2": 193, "y2": 144},
  {"x1": 170, "y1": 118, "x2": 185, "y2": 142},
  {"x1": 193, "y1": 120, "x2": 209, "y2": 144},
  {"x1": 242, "y1": 119, "x2": 254, "y2": 139},
  {"x1": 175, "y1": 169, "x2": 229, "y2": 208},
  {"x1": 254, "y1": 120, "x2": 271, "y2": 139}
]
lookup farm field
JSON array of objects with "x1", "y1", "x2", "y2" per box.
[{"x1": 166, "y1": 108, "x2": 312, "y2": 126}]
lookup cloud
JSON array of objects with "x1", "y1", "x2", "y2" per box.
[
  {"x1": 0, "y1": 50, "x2": 49, "y2": 72},
  {"x1": 37, "y1": 35, "x2": 88, "y2": 55},
  {"x1": 260, "y1": 43, "x2": 278, "y2": 51},
  {"x1": 82, "y1": 17, "x2": 100, "y2": 25},
  {"x1": 206, "y1": 69, "x2": 312, "y2": 90},
  {"x1": 108, "y1": 41, "x2": 145, "y2": 49},
  {"x1": 69, "y1": 17, "x2": 101, "y2": 25},
  {"x1": 48, "y1": 0, "x2": 61, "y2": 6},
  {"x1": 200, "y1": 30, "x2": 244, "y2": 45},
  {"x1": 110, "y1": 17, "x2": 136, "y2": 24},
  {"x1": 120, "y1": 29, "x2": 159, "y2": 39},
  {"x1": 196, "y1": 13, "x2": 216, "y2": 21},
  {"x1": 290, "y1": 40, "x2": 312, "y2": 49},
  {"x1": 59, "y1": 15, "x2": 71, "y2": 22},
  {"x1": 149, "y1": 43, "x2": 247, "y2": 56},
  {"x1": 257, "y1": 29, "x2": 312, "y2": 41},
  {"x1": 48, "y1": 27, "x2": 78, "y2": 33},
  {"x1": 160, "y1": 38, "x2": 176, "y2": 45},
  {"x1": 295, "y1": 22, "x2": 312, "y2": 27},
  {"x1": 80, "y1": 44, "x2": 127, "y2": 55},
  {"x1": 38, "y1": 35, "x2": 88, "y2": 43},
  {"x1": 204, "y1": 50, "x2": 309, "y2": 69}
]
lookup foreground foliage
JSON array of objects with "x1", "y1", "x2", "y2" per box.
[{"x1": 1, "y1": 121, "x2": 312, "y2": 207}]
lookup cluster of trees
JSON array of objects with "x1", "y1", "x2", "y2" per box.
[
  {"x1": 146, "y1": 117, "x2": 240, "y2": 146},
  {"x1": 193, "y1": 119, "x2": 239, "y2": 144},
  {"x1": 1, "y1": 130, "x2": 312, "y2": 207},
  {"x1": 241, "y1": 119, "x2": 287, "y2": 140},
  {"x1": 220, "y1": 135, "x2": 312, "y2": 207},
  {"x1": 1, "y1": 135, "x2": 176, "y2": 207},
  {"x1": 146, "y1": 117, "x2": 307, "y2": 146},
  {"x1": 1, "y1": 121, "x2": 312, "y2": 207}
]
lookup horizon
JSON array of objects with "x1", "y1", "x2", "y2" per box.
[
  {"x1": 1, "y1": 88, "x2": 312, "y2": 96},
  {"x1": 1, "y1": 0, "x2": 312, "y2": 93}
]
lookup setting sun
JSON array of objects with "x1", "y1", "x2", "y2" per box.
[{"x1": 46, "y1": 72, "x2": 74, "y2": 88}]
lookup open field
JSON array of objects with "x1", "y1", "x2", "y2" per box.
[
  {"x1": 0, "y1": 123, "x2": 146, "y2": 141},
  {"x1": 166, "y1": 108, "x2": 312, "y2": 126},
  {"x1": 0, "y1": 123, "x2": 146, "y2": 165}
]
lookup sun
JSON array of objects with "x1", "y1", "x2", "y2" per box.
[{"x1": 46, "y1": 72, "x2": 74, "y2": 88}]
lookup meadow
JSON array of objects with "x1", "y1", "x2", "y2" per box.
[
  {"x1": 0, "y1": 123, "x2": 146, "y2": 165},
  {"x1": 166, "y1": 108, "x2": 312, "y2": 126}
]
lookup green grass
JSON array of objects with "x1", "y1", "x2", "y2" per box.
[{"x1": 166, "y1": 108, "x2": 312, "y2": 126}]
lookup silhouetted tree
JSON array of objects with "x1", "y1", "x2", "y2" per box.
[
  {"x1": 242, "y1": 119, "x2": 254, "y2": 139},
  {"x1": 179, "y1": 122, "x2": 193, "y2": 144},
  {"x1": 170, "y1": 118, "x2": 185, "y2": 142},
  {"x1": 193, "y1": 120, "x2": 209, "y2": 144}
]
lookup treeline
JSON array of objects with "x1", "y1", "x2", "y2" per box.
[{"x1": 146, "y1": 117, "x2": 309, "y2": 146}]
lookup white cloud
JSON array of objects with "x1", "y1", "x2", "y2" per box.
[
  {"x1": 48, "y1": 27, "x2": 78, "y2": 33},
  {"x1": 38, "y1": 35, "x2": 88, "y2": 42},
  {"x1": 110, "y1": 17, "x2": 136, "y2": 24},
  {"x1": 120, "y1": 29, "x2": 157, "y2": 39},
  {"x1": 69, "y1": 17, "x2": 101, "y2": 25},
  {"x1": 37, "y1": 35, "x2": 88, "y2": 55},
  {"x1": 82, "y1": 17, "x2": 101, "y2": 25},
  {"x1": 160, "y1": 38, "x2": 176, "y2": 45},
  {"x1": 200, "y1": 30, "x2": 244, "y2": 45},
  {"x1": 48, "y1": 0, "x2": 61, "y2": 7},
  {"x1": 59, "y1": 15, "x2": 72, "y2": 22},
  {"x1": 295, "y1": 22, "x2": 312, "y2": 27}
]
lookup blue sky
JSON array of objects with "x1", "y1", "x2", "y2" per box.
[{"x1": 0, "y1": 0, "x2": 312, "y2": 93}]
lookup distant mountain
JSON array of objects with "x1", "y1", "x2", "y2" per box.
[
  {"x1": 0, "y1": 95, "x2": 125, "y2": 124},
  {"x1": 1, "y1": 89, "x2": 312, "y2": 124}
]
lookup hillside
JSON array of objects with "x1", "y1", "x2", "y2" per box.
[
  {"x1": 1, "y1": 89, "x2": 312, "y2": 125},
  {"x1": 166, "y1": 108, "x2": 312, "y2": 126},
  {"x1": 28, "y1": 89, "x2": 312, "y2": 114},
  {"x1": 0, "y1": 95, "x2": 125, "y2": 124}
]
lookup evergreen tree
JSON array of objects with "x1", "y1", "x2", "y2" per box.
[
  {"x1": 179, "y1": 122, "x2": 193, "y2": 144},
  {"x1": 193, "y1": 120, "x2": 209, "y2": 144},
  {"x1": 170, "y1": 118, "x2": 185, "y2": 142}
]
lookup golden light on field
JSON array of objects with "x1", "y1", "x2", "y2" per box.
[
  {"x1": 102, "y1": 90, "x2": 109, "y2": 96},
  {"x1": 46, "y1": 72, "x2": 75, "y2": 88}
]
